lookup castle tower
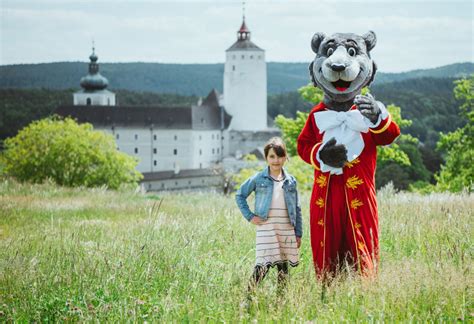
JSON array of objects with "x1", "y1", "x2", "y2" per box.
[
  {"x1": 223, "y1": 16, "x2": 267, "y2": 131},
  {"x1": 73, "y1": 46, "x2": 116, "y2": 106}
]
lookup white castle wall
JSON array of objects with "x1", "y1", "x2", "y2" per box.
[{"x1": 99, "y1": 126, "x2": 225, "y2": 173}]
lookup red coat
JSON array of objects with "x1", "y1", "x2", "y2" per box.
[{"x1": 297, "y1": 102, "x2": 400, "y2": 277}]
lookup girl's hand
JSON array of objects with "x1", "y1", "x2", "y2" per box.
[
  {"x1": 296, "y1": 237, "x2": 301, "y2": 249},
  {"x1": 250, "y1": 216, "x2": 263, "y2": 225}
]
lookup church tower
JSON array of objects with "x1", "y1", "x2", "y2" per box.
[
  {"x1": 73, "y1": 46, "x2": 116, "y2": 106},
  {"x1": 223, "y1": 14, "x2": 267, "y2": 131}
]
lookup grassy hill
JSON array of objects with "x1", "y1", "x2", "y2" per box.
[
  {"x1": 0, "y1": 180, "x2": 471, "y2": 321},
  {"x1": 1, "y1": 62, "x2": 472, "y2": 96}
]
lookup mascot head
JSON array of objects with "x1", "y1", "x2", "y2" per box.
[{"x1": 309, "y1": 31, "x2": 377, "y2": 103}]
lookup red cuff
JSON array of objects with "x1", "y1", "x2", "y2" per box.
[{"x1": 370, "y1": 114, "x2": 392, "y2": 134}]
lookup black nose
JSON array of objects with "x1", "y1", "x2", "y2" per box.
[{"x1": 331, "y1": 63, "x2": 345, "y2": 72}]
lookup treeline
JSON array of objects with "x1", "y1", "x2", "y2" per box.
[{"x1": 1, "y1": 62, "x2": 472, "y2": 96}]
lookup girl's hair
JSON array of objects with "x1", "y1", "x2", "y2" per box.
[{"x1": 264, "y1": 137, "x2": 287, "y2": 158}]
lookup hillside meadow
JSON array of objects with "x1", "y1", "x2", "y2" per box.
[{"x1": 0, "y1": 180, "x2": 472, "y2": 321}]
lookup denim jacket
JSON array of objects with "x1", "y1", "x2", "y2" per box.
[{"x1": 235, "y1": 167, "x2": 303, "y2": 238}]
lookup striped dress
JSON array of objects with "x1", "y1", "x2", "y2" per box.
[{"x1": 255, "y1": 177, "x2": 299, "y2": 267}]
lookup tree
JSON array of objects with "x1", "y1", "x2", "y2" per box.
[
  {"x1": 1, "y1": 117, "x2": 142, "y2": 189},
  {"x1": 435, "y1": 75, "x2": 474, "y2": 192}
]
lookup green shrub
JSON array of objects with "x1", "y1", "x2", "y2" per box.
[{"x1": 1, "y1": 116, "x2": 142, "y2": 189}]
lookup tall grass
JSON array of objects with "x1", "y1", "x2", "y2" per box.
[{"x1": 0, "y1": 179, "x2": 472, "y2": 321}]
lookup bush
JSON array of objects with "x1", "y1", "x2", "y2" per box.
[{"x1": 0, "y1": 116, "x2": 142, "y2": 189}]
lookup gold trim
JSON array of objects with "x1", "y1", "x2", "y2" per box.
[
  {"x1": 318, "y1": 219, "x2": 324, "y2": 226},
  {"x1": 310, "y1": 142, "x2": 322, "y2": 170},
  {"x1": 370, "y1": 114, "x2": 392, "y2": 134},
  {"x1": 322, "y1": 174, "x2": 331, "y2": 272},
  {"x1": 345, "y1": 189, "x2": 361, "y2": 273}
]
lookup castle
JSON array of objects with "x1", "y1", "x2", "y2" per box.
[{"x1": 56, "y1": 16, "x2": 279, "y2": 191}]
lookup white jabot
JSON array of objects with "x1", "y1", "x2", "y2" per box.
[{"x1": 315, "y1": 109, "x2": 371, "y2": 175}]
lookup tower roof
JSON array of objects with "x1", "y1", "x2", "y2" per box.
[
  {"x1": 226, "y1": 18, "x2": 263, "y2": 52},
  {"x1": 80, "y1": 46, "x2": 109, "y2": 91}
]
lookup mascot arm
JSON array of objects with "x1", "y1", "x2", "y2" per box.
[
  {"x1": 370, "y1": 114, "x2": 401, "y2": 146},
  {"x1": 297, "y1": 113, "x2": 323, "y2": 170}
]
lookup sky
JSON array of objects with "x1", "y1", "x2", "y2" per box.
[{"x1": 1, "y1": 0, "x2": 473, "y2": 72}]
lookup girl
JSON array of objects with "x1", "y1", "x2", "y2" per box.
[{"x1": 235, "y1": 137, "x2": 302, "y2": 291}]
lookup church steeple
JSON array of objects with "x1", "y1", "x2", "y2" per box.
[
  {"x1": 80, "y1": 44, "x2": 109, "y2": 91},
  {"x1": 74, "y1": 43, "x2": 116, "y2": 106}
]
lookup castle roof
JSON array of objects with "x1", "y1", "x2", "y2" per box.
[{"x1": 55, "y1": 89, "x2": 232, "y2": 130}]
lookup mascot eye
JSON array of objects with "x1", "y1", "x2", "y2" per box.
[
  {"x1": 326, "y1": 48, "x2": 334, "y2": 56},
  {"x1": 348, "y1": 47, "x2": 357, "y2": 56}
]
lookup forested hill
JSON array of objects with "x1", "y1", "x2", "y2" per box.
[{"x1": 1, "y1": 62, "x2": 472, "y2": 96}]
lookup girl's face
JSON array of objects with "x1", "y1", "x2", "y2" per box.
[{"x1": 266, "y1": 147, "x2": 286, "y2": 174}]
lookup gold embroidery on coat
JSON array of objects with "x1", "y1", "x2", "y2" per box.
[
  {"x1": 345, "y1": 158, "x2": 361, "y2": 168},
  {"x1": 318, "y1": 219, "x2": 324, "y2": 226},
  {"x1": 358, "y1": 241, "x2": 366, "y2": 251},
  {"x1": 351, "y1": 198, "x2": 364, "y2": 210},
  {"x1": 346, "y1": 175, "x2": 364, "y2": 190},
  {"x1": 316, "y1": 174, "x2": 327, "y2": 188},
  {"x1": 315, "y1": 197, "x2": 325, "y2": 208}
]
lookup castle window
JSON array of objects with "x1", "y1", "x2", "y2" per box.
[
  {"x1": 200, "y1": 163, "x2": 202, "y2": 169},
  {"x1": 153, "y1": 134, "x2": 157, "y2": 140},
  {"x1": 199, "y1": 149, "x2": 202, "y2": 155},
  {"x1": 250, "y1": 55, "x2": 253, "y2": 59},
  {"x1": 174, "y1": 149, "x2": 177, "y2": 155},
  {"x1": 175, "y1": 182, "x2": 178, "y2": 186},
  {"x1": 86, "y1": 98, "x2": 91, "y2": 105},
  {"x1": 135, "y1": 134, "x2": 138, "y2": 140},
  {"x1": 241, "y1": 55, "x2": 245, "y2": 59},
  {"x1": 217, "y1": 148, "x2": 220, "y2": 154},
  {"x1": 174, "y1": 135, "x2": 178, "y2": 140},
  {"x1": 154, "y1": 160, "x2": 157, "y2": 166},
  {"x1": 199, "y1": 135, "x2": 202, "y2": 140},
  {"x1": 212, "y1": 148, "x2": 215, "y2": 154},
  {"x1": 232, "y1": 65, "x2": 235, "y2": 71},
  {"x1": 212, "y1": 134, "x2": 214, "y2": 140},
  {"x1": 153, "y1": 148, "x2": 157, "y2": 154},
  {"x1": 134, "y1": 148, "x2": 138, "y2": 154},
  {"x1": 116, "y1": 134, "x2": 119, "y2": 140},
  {"x1": 107, "y1": 98, "x2": 110, "y2": 105}
]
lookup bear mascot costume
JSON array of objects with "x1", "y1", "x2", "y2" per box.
[{"x1": 297, "y1": 31, "x2": 400, "y2": 278}]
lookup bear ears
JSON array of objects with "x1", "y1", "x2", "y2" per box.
[{"x1": 310, "y1": 31, "x2": 377, "y2": 54}]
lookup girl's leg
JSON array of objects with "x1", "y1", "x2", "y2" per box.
[
  {"x1": 276, "y1": 262, "x2": 289, "y2": 296},
  {"x1": 277, "y1": 262, "x2": 289, "y2": 285},
  {"x1": 249, "y1": 264, "x2": 270, "y2": 291}
]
